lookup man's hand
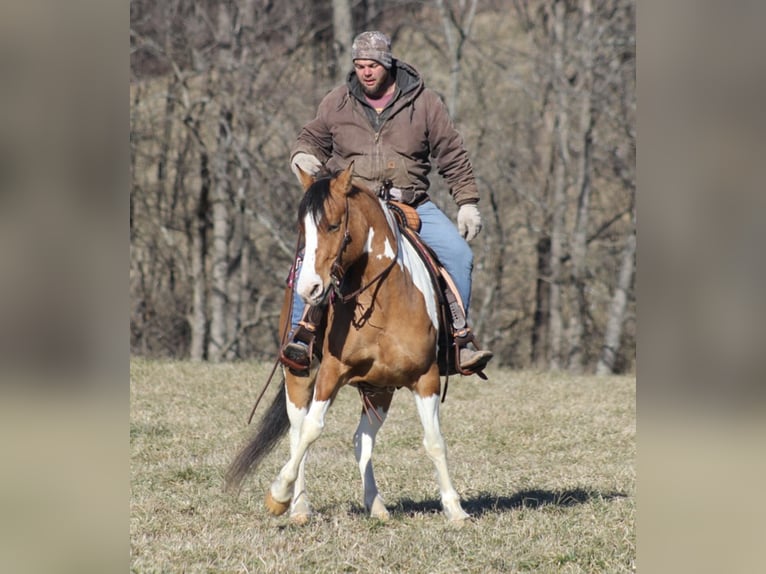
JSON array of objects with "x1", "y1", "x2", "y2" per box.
[
  {"x1": 290, "y1": 153, "x2": 322, "y2": 180},
  {"x1": 457, "y1": 203, "x2": 483, "y2": 242}
]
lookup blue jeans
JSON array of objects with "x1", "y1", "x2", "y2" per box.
[{"x1": 290, "y1": 200, "x2": 474, "y2": 331}]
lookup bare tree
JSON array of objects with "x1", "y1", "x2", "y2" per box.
[
  {"x1": 511, "y1": 0, "x2": 635, "y2": 373},
  {"x1": 547, "y1": 0, "x2": 570, "y2": 371},
  {"x1": 434, "y1": 0, "x2": 478, "y2": 119},
  {"x1": 565, "y1": 0, "x2": 595, "y2": 373},
  {"x1": 333, "y1": 0, "x2": 354, "y2": 84},
  {"x1": 190, "y1": 140, "x2": 211, "y2": 361},
  {"x1": 597, "y1": 202, "x2": 635, "y2": 375}
]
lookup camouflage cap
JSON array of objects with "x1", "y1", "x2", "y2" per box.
[{"x1": 351, "y1": 31, "x2": 393, "y2": 69}]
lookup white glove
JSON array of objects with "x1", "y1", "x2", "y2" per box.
[
  {"x1": 290, "y1": 152, "x2": 322, "y2": 180},
  {"x1": 457, "y1": 203, "x2": 483, "y2": 242}
]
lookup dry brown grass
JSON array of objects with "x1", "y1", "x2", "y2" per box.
[{"x1": 130, "y1": 359, "x2": 635, "y2": 573}]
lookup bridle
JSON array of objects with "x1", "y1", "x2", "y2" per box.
[
  {"x1": 246, "y1": 188, "x2": 402, "y2": 427},
  {"x1": 328, "y1": 195, "x2": 399, "y2": 304}
]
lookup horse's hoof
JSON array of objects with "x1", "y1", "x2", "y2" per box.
[
  {"x1": 448, "y1": 511, "x2": 471, "y2": 526},
  {"x1": 290, "y1": 512, "x2": 311, "y2": 526},
  {"x1": 265, "y1": 491, "x2": 290, "y2": 516},
  {"x1": 290, "y1": 497, "x2": 312, "y2": 525},
  {"x1": 444, "y1": 505, "x2": 470, "y2": 525},
  {"x1": 369, "y1": 496, "x2": 390, "y2": 521}
]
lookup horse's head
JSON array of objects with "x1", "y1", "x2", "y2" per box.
[{"x1": 294, "y1": 162, "x2": 366, "y2": 306}]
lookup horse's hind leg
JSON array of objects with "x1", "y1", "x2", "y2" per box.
[
  {"x1": 412, "y1": 373, "x2": 470, "y2": 523},
  {"x1": 354, "y1": 389, "x2": 394, "y2": 520}
]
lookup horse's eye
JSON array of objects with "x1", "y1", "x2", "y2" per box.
[{"x1": 327, "y1": 223, "x2": 341, "y2": 232}]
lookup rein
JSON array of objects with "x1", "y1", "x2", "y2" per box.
[
  {"x1": 330, "y1": 195, "x2": 400, "y2": 304},
  {"x1": 246, "y1": 230, "x2": 305, "y2": 425}
]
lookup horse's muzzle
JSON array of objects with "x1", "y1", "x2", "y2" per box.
[{"x1": 299, "y1": 280, "x2": 331, "y2": 307}]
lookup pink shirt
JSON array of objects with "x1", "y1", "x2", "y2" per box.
[{"x1": 364, "y1": 91, "x2": 394, "y2": 113}]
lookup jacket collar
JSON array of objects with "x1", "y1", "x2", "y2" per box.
[{"x1": 346, "y1": 59, "x2": 423, "y2": 105}]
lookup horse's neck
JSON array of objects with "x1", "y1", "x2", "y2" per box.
[
  {"x1": 361, "y1": 197, "x2": 401, "y2": 273},
  {"x1": 363, "y1": 198, "x2": 429, "y2": 286},
  {"x1": 350, "y1": 194, "x2": 439, "y2": 329}
]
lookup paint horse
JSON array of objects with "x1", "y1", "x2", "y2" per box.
[{"x1": 226, "y1": 163, "x2": 470, "y2": 523}]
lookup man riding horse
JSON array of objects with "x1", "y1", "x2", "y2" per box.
[{"x1": 282, "y1": 30, "x2": 493, "y2": 375}]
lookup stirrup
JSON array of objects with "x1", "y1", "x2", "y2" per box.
[
  {"x1": 280, "y1": 321, "x2": 316, "y2": 374},
  {"x1": 281, "y1": 341, "x2": 311, "y2": 373}
]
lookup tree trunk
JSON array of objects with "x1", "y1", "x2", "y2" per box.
[
  {"x1": 529, "y1": 77, "x2": 556, "y2": 368},
  {"x1": 366, "y1": 0, "x2": 384, "y2": 28},
  {"x1": 473, "y1": 187, "x2": 506, "y2": 345},
  {"x1": 531, "y1": 236, "x2": 551, "y2": 369},
  {"x1": 548, "y1": 154, "x2": 566, "y2": 371},
  {"x1": 208, "y1": 6, "x2": 236, "y2": 362},
  {"x1": 548, "y1": 0, "x2": 569, "y2": 371},
  {"x1": 207, "y1": 109, "x2": 232, "y2": 362},
  {"x1": 435, "y1": 0, "x2": 478, "y2": 120},
  {"x1": 156, "y1": 77, "x2": 177, "y2": 192},
  {"x1": 332, "y1": 0, "x2": 353, "y2": 84},
  {"x1": 566, "y1": 0, "x2": 594, "y2": 373},
  {"x1": 190, "y1": 150, "x2": 210, "y2": 361},
  {"x1": 596, "y1": 206, "x2": 636, "y2": 375},
  {"x1": 566, "y1": 125, "x2": 593, "y2": 373},
  {"x1": 223, "y1": 166, "x2": 250, "y2": 360}
]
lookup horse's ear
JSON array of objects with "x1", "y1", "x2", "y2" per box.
[
  {"x1": 296, "y1": 166, "x2": 316, "y2": 191},
  {"x1": 335, "y1": 161, "x2": 355, "y2": 196}
]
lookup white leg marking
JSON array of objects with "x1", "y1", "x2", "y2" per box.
[
  {"x1": 353, "y1": 407, "x2": 389, "y2": 518},
  {"x1": 413, "y1": 393, "x2": 469, "y2": 522},
  {"x1": 270, "y1": 397, "x2": 331, "y2": 505},
  {"x1": 285, "y1": 397, "x2": 311, "y2": 519}
]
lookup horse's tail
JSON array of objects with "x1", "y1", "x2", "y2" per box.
[{"x1": 225, "y1": 376, "x2": 290, "y2": 492}]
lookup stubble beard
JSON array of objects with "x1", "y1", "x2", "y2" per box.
[{"x1": 361, "y1": 73, "x2": 391, "y2": 98}]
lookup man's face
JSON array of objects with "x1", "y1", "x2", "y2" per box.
[{"x1": 353, "y1": 60, "x2": 390, "y2": 97}]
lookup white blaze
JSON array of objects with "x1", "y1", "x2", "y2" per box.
[{"x1": 296, "y1": 212, "x2": 323, "y2": 302}]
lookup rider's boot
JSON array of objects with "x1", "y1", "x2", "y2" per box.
[
  {"x1": 280, "y1": 306, "x2": 322, "y2": 375},
  {"x1": 454, "y1": 327, "x2": 494, "y2": 373},
  {"x1": 441, "y1": 274, "x2": 493, "y2": 375}
]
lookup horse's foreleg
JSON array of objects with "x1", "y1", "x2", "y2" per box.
[
  {"x1": 353, "y1": 390, "x2": 393, "y2": 520},
  {"x1": 267, "y1": 387, "x2": 332, "y2": 518},
  {"x1": 412, "y1": 388, "x2": 470, "y2": 523},
  {"x1": 285, "y1": 390, "x2": 312, "y2": 524}
]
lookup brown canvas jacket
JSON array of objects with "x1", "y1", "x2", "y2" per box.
[{"x1": 291, "y1": 60, "x2": 480, "y2": 207}]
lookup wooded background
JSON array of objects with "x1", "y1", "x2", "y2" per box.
[{"x1": 129, "y1": 0, "x2": 635, "y2": 374}]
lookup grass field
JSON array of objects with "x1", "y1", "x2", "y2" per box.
[{"x1": 130, "y1": 359, "x2": 635, "y2": 573}]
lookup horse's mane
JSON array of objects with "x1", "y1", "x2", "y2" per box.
[
  {"x1": 297, "y1": 167, "x2": 373, "y2": 225},
  {"x1": 298, "y1": 175, "x2": 332, "y2": 224}
]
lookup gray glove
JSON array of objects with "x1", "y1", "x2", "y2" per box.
[
  {"x1": 457, "y1": 203, "x2": 483, "y2": 242},
  {"x1": 290, "y1": 152, "x2": 322, "y2": 180}
]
